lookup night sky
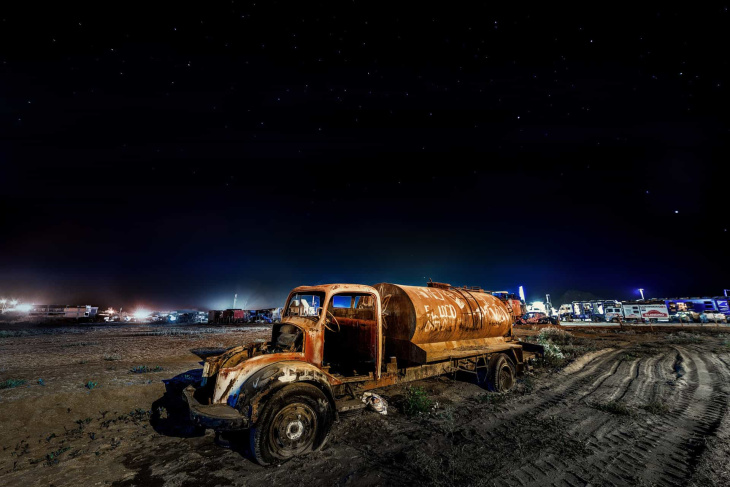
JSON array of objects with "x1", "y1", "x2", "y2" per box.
[{"x1": 1, "y1": 3, "x2": 728, "y2": 310}]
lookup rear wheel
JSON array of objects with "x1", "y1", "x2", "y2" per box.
[
  {"x1": 486, "y1": 354, "x2": 515, "y2": 393},
  {"x1": 249, "y1": 383, "x2": 334, "y2": 466}
]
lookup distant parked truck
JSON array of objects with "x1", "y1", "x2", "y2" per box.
[
  {"x1": 558, "y1": 304, "x2": 573, "y2": 321},
  {"x1": 603, "y1": 304, "x2": 624, "y2": 322},
  {"x1": 619, "y1": 301, "x2": 670, "y2": 323},
  {"x1": 183, "y1": 281, "x2": 543, "y2": 465},
  {"x1": 700, "y1": 310, "x2": 727, "y2": 324},
  {"x1": 208, "y1": 309, "x2": 250, "y2": 324},
  {"x1": 665, "y1": 297, "x2": 730, "y2": 322},
  {"x1": 489, "y1": 291, "x2": 526, "y2": 323},
  {"x1": 569, "y1": 300, "x2": 622, "y2": 322}
]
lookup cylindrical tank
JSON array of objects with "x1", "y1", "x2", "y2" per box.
[{"x1": 373, "y1": 283, "x2": 513, "y2": 344}]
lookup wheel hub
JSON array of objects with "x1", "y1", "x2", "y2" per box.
[
  {"x1": 286, "y1": 419, "x2": 305, "y2": 440},
  {"x1": 269, "y1": 403, "x2": 318, "y2": 457}
]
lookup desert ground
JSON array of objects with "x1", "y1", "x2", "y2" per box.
[{"x1": 1, "y1": 321, "x2": 729, "y2": 487}]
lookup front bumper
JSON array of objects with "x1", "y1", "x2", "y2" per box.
[{"x1": 182, "y1": 385, "x2": 249, "y2": 431}]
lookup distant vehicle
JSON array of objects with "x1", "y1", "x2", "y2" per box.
[
  {"x1": 700, "y1": 310, "x2": 727, "y2": 323},
  {"x1": 621, "y1": 301, "x2": 670, "y2": 323},
  {"x1": 489, "y1": 291, "x2": 527, "y2": 323},
  {"x1": 526, "y1": 301, "x2": 558, "y2": 318},
  {"x1": 666, "y1": 298, "x2": 722, "y2": 321},
  {"x1": 571, "y1": 301, "x2": 599, "y2": 321},
  {"x1": 713, "y1": 297, "x2": 730, "y2": 315},
  {"x1": 558, "y1": 304, "x2": 573, "y2": 321},
  {"x1": 569, "y1": 300, "x2": 622, "y2": 322},
  {"x1": 604, "y1": 306, "x2": 624, "y2": 322},
  {"x1": 674, "y1": 311, "x2": 696, "y2": 323},
  {"x1": 519, "y1": 311, "x2": 559, "y2": 325}
]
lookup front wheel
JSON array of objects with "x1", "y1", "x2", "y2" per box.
[
  {"x1": 486, "y1": 354, "x2": 516, "y2": 393},
  {"x1": 249, "y1": 383, "x2": 334, "y2": 466}
]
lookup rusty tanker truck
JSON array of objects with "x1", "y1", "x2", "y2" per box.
[{"x1": 183, "y1": 281, "x2": 542, "y2": 465}]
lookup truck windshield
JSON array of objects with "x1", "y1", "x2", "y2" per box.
[{"x1": 284, "y1": 292, "x2": 325, "y2": 320}]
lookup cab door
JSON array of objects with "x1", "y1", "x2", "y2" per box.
[{"x1": 322, "y1": 292, "x2": 380, "y2": 377}]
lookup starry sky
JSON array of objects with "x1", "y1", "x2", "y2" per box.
[{"x1": 1, "y1": 3, "x2": 728, "y2": 310}]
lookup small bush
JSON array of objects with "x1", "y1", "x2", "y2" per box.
[
  {"x1": 45, "y1": 446, "x2": 71, "y2": 466},
  {"x1": 0, "y1": 379, "x2": 26, "y2": 389},
  {"x1": 640, "y1": 400, "x2": 670, "y2": 415},
  {"x1": 538, "y1": 327, "x2": 574, "y2": 345},
  {"x1": 103, "y1": 354, "x2": 121, "y2": 361},
  {"x1": 403, "y1": 386, "x2": 433, "y2": 416},
  {"x1": 540, "y1": 342, "x2": 566, "y2": 367},
  {"x1": 103, "y1": 408, "x2": 152, "y2": 427},
  {"x1": 85, "y1": 381, "x2": 98, "y2": 390},
  {"x1": 593, "y1": 400, "x2": 632, "y2": 416},
  {"x1": 129, "y1": 365, "x2": 164, "y2": 374},
  {"x1": 535, "y1": 327, "x2": 575, "y2": 368},
  {"x1": 127, "y1": 408, "x2": 151, "y2": 421}
]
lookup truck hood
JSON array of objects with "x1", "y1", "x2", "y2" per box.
[
  {"x1": 202, "y1": 317, "x2": 316, "y2": 395},
  {"x1": 202, "y1": 343, "x2": 261, "y2": 382},
  {"x1": 203, "y1": 343, "x2": 308, "y2": 405}
]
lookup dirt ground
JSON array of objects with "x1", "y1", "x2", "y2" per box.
[{"x1": 1, "y1": 322, "x2": 729, "y2": 487}]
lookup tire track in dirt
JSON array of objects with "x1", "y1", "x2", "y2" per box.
[
  {"x1": 471, "y1": 349, "x2": 632, "y2": 486},
  {"x1": 679, "y1": 348, "x2": 730, "y2": 479},
  {"x1": 569, "y1": 347, "x2": 718, "y2": 487},
  {"x1": 374, "y1": 349, "x2": 628, "y2": 487},
  {"x1": 483, "y1": 345, "x2": 729, "y2": 487},
  {"x1": 586, "y1": 350, "x2": 682, "y2": 485}
]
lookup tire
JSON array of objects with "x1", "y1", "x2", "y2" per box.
[
  {"x1": 486, "y1": 354, "x2": 515, "y2": 393},
  {"x1": 249, "y1": 383, "x2": 334, "y2": 466}
]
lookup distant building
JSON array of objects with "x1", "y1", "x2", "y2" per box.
[{"x1": 29, "y1": 305, "x2": 98, "y2": 319}]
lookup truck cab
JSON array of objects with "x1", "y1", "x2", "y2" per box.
[
  {"x1": 558, "y1": 304, "x2": 573, "y2": 321},
  {"x1": 184, "y1": 284, "x2": 383, "y2": 465}
]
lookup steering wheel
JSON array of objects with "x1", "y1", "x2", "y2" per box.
[{"x1": 324, "y1": 310, "x2": 341, "y2": 332}]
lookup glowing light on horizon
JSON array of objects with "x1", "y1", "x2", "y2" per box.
[{"x1": 133, "y1": 309, "x2": 151, "y2": 321}]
